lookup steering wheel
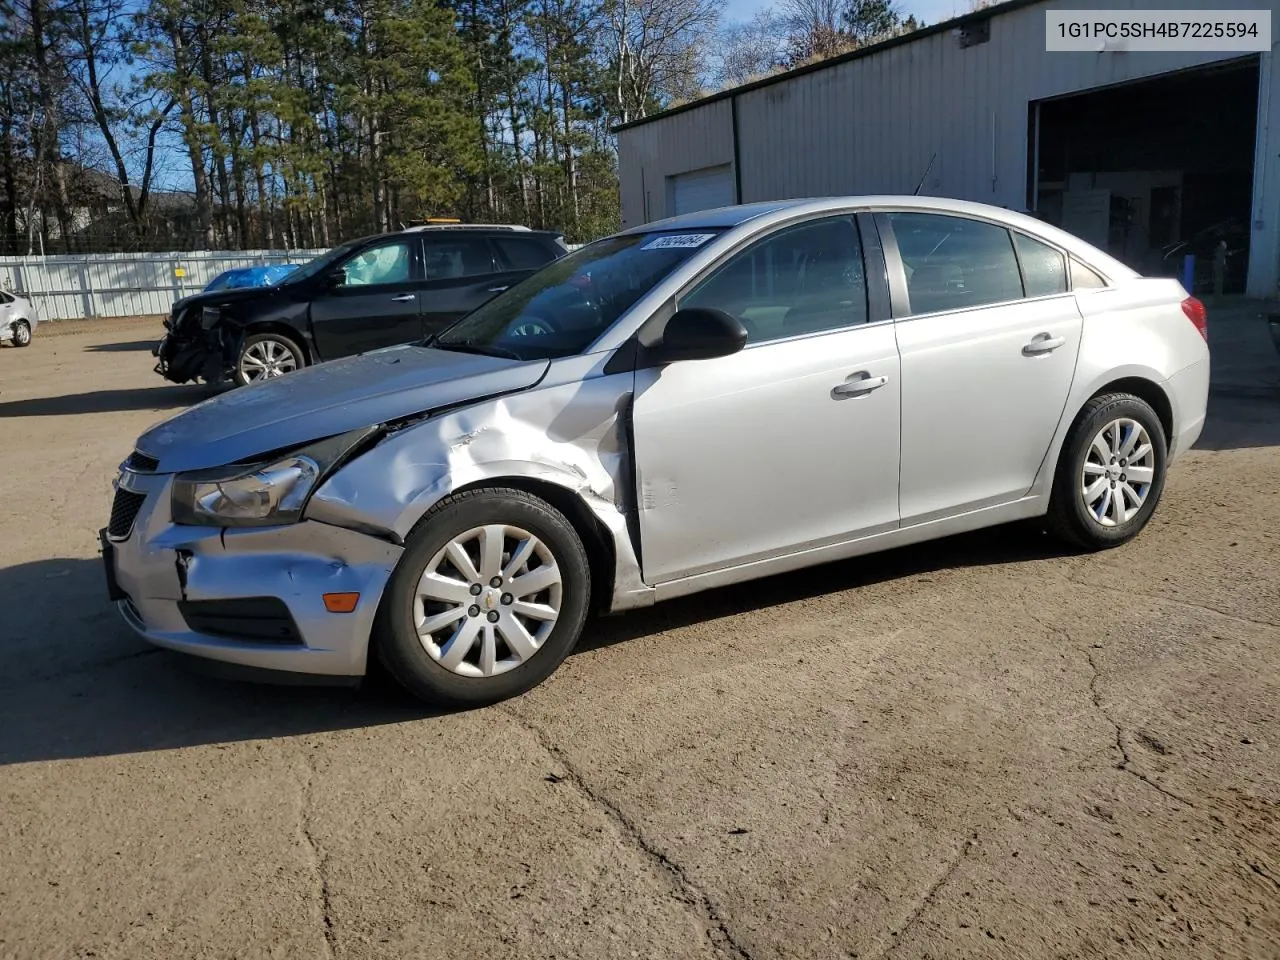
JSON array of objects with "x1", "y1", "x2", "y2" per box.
[{"x1": 509, "y1": 314, "x2": 557, "y2": 337}]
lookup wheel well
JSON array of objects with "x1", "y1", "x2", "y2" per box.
[
  {"x1": 1087, "y1": 377, "x2": 1174, "y2": 444},
  {"x1": 453, "y1": 477, "x2": 617, "y2": 615},
  {"x1": 240, "y1": 322, "x2": 312, "y2": 363}
]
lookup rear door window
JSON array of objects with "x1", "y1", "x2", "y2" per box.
[
  {"x1": 422, "y1": 238, "x2": 497, "y2": 280},
  {"x1": 886, "y1": 212, "x2": 1023, "y2": 316},
  {"x1": 495, "y1": 237, "x2": 559, "y2": 270}
]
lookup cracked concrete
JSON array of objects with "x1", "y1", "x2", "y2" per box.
[
  {"x1": 501, "y1": 706, "x2": 755, "y2": 960},
  {"x1": 1, "y1": 308, "x2": 1279, "y2": 959},
  {"x1": 298, "y1": 749, "x2": 338, "y2": 959}
]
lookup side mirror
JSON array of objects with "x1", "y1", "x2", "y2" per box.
[{"x1": 646, "y1": 307, "x2": 748, "y2": 364}]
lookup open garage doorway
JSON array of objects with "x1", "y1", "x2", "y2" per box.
[{"x1": 1029, "y1": 57, "x2": 1259, "y2": 294}]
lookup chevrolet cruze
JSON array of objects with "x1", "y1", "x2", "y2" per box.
[{"x1": 102, "y1": 197, "x2": 1211, "y2": 705}]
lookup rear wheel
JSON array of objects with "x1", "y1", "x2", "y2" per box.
[
  {"x1": 10, "y1": 320, "x2": 31, "y2": 347},
  {"x1": 234, "y1": 331, "x2": 305, "y2": 386},
  {"x1": 1046, "y1": 393, "x2": 1168, "y2": 549},
  {"x1": 374, "y1": 487, "x2": 591, "y2": 707}
]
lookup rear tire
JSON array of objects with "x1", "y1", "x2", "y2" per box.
[
  {"x1": 374, "y1": 487, "x2": 591, "y2": 707},
  {"x1": 233, "y1": 331, "x2": 305, "y2": 387},
  {"x1": 1045, "y1": 393, "x2": 1168, "y2": 550}
]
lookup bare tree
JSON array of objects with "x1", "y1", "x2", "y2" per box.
[
  {"x1": 605, "y1": 0, "x2": 720, "y2": 124},
  {"x1": 712, "y1": 9, "x2": 789, "y2": 88},
  {"x1": 65, "y1": 0, "x2": 174, "y2": 246}
]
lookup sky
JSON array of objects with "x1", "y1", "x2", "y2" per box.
[{"x1": 721, "y1": 0, "x2": 977, "y2": 26}]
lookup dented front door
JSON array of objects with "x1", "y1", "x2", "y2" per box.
[{"x1": 630, "y1": 323, "x2": 902, "y2": 585}]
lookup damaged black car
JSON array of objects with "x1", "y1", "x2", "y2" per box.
[{"x1": 154, "y1": 224, "x2": 568, "y2": 387}]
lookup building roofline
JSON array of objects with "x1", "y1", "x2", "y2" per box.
[{"x1": 613, "y1": 0, "x2": 1045, "y2": 133}]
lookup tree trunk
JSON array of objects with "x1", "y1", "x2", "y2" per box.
[
  {"x1": 171, "y1": 29, "x2": 216, "y2": 249},
  {"x1": 29, "y1": 0, "x2": 74, "y2": 251},
  {"x1": 246, "y1": 90, "x2": 273, "y2": 247},
  {"x1": 198, "y1": 30, "x2": 233, "y2": 245}
]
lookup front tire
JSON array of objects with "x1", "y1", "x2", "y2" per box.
[
  {"x1": 233, "y1": 331, "x2": 305, "y2": 386},
  {"x1": 374, "y1": 487, "x2": 591, "y2": 707},
  {"x1": 1046, "y1": 393, "x2": 1168, "y2": 550},
  {"x1": 10, "y1": 320, "x2": 31, "y2": 347}
]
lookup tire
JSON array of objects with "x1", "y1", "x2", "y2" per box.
[
  {"x1": 10, "y1": 320, "x2": 31, "y2": 347},
  {"x1": 374, "y1": 487, "x2": 591, "y2": 707},
  {"x1": 1045, "y1": 393, "x2": 1168, "y2": 550},
  {"x1": 233, "y1": 331, "x2": 306, "y2": 387}
]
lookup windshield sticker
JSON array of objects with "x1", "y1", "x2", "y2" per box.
[{"x1": 640, "y1": 233, "x2": 717, "y2": 250}]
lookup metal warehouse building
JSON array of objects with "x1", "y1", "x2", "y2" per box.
[{"x1": 616, "y1": 0, "x2": 1279, "y2": 296}]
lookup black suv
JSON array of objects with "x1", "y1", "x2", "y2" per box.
[{"x1": 154, "y1": 224, "x2": 568, "y2": 386}]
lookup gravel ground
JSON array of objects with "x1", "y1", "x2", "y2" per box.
[{"x1": 0, "y1": 305, "x2": 1277, "y2": 960}]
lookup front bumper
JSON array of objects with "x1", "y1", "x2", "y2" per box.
[
  {"x1": 153, "y1": 331, "x2": 222, "y2": 384},
  {"x1": 102, "y1": 470, "x2": 403, "y2": 678}
]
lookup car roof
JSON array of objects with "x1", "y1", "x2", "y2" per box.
[
  {"x1": 619, "y1": 195, "x2": 1137, "y2": 279},
  {"x1": 340, "y1": 225, "x2": 564, "y2": 248}
]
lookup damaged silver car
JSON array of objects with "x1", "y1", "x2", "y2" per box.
[{"x1": 103, "y1": 197, "x2": 1210, "y2": 705}]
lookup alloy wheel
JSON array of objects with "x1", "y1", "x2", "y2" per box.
[
  {"x1": 1080, "y1": 417, "x2": 1156, "y2": 527},
  {"x1": 240, "y1": 338, "x2": 299, "y2": 380}
]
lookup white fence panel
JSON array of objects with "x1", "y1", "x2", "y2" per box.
[
  {"x1": 0, "y1": 249, "x2": 326, "y2": 321},
  {"x1": 0, "y1": 243, "x2": 587, "y2": 321}
]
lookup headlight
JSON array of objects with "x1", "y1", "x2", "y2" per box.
[{"x1": 171, "y1": 427, "x2": 376, "y2": 527}]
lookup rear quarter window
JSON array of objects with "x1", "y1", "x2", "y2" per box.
[{"x1": 1070, "y1": 257, "x2": 1108, "y2": 290}]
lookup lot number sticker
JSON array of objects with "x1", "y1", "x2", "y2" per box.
[{"x1": 641, "y1": 233, "x2": 717, "y2": 250}]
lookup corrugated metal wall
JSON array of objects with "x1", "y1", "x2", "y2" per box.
[
  {"x1": 619, "y1": 99, "x2": 735, "y2": 228},
  {"x1": 619, "y1": 0, "x2": 1280, "y2": 294},
  {"x1": 0, "y1": 249, "x2": 325, "y2": 321}
]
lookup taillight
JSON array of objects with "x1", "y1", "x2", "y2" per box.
[{"x1": 1181, "y1": 297, "x2": 1208, "y2": 342}]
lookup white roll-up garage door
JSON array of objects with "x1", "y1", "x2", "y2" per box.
[{"x1": 669, "y1": 165, "x2": 735, "y2": 215}]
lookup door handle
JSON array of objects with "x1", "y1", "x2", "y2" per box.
[
  {"x1": 487, "y1": 285, "x2": 509, "y2": 293},
  {"x1": 1022, "y1": 333, "x2": 1066, "y2": 355},
  {"x1": 390, "y1": 293, "x2": 416, "y2": 302},
  {"x1": 831, "y1": 372, "x2": 889, "y2": 399}
]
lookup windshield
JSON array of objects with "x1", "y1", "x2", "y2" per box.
[
  {"x1": 204, "y1": 271, "x2": 238, "y2": 292},
  {"x1": 433, "y1": 230, "x2": 724, "y2": 360},
  {"x1": 279, "y1": 239, "x2": 363, "y2": 285}
]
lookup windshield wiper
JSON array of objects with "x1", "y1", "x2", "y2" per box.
[{"x1": 433, "y1": 340, "x2": 524, "y2": 361}]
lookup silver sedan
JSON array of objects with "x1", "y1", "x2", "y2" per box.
[
  {"x1": 0, "y1": 289, "x2": 37, "y2": 346},
  {"x1": 104, "y1": 196, "x2": 1211, "y2": 704}
]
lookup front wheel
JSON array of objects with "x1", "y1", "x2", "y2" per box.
[
  {"x1": 1046, "y1": 393, "x2": 1168, "y2": 550},
  {"x1": 10, "y1": 320, "x2": 31, "y2": 347},
  {"x1": 374, "y1": 487, "x2": 591, "y2": 707},
  {"x1": 233, "y1": 331, "x2": 305, "y2": 386}
]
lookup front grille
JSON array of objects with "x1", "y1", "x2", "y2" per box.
[
  {"x1": 125, "y1": 450, "x2": 159, "y2": 472},
  {"x1": 178, "y1": 598, "x2": 303, "y2": 645},
  {"x1": 108, "y1": 488, "x2": 147, "y2": 539}
]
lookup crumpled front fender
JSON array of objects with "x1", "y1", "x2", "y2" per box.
[{"x1": 306, "y1": 368, "x2": 654, "y2": 612}]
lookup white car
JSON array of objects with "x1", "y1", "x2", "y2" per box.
[
  {"x1": 0, "y1": 290, "x2": 36, "y2": 347},
  {"x1": 106, "y1": 196, "x2": 1210, "y2": 705}
]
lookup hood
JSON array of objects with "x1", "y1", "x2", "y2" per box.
[
  {"x1": 136, "y1": 345, "x2": 550, "y2": 473},
  {"x1": 172, "y1": 284, "x2": 285, "y2": 316}
]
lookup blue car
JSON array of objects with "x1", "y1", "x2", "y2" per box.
[{"x1": 203, "y1": 264, "x2": 301, "y2": 292}]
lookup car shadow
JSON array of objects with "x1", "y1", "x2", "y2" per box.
[
  {"x1": 575, "y1": 522, "x2": 1068, "y2": 652},
  {"x1": 0, "y1": 524, "x2": 1068, "y2": 767},
  {"x1": 0, "y1": 557, "x2": 433, "y2": 767},
  {"x1": 0, "y1": 385, "x2": 211, "y2": 417},
  {"x1": 84, "y1": 339, "x2": 160, "y2": 353}
]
